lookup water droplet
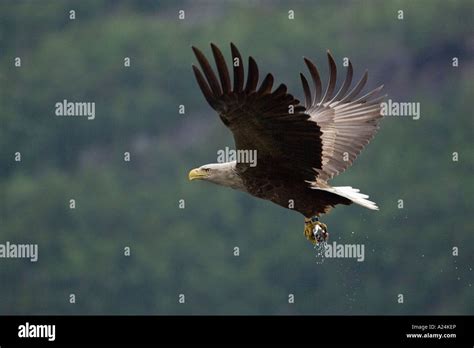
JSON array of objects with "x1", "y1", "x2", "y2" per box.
[{"x1": 314, "y1": 241, "x2": 327, "y2": 264}]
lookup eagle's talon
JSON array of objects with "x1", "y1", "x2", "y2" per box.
[{"x1": 304, "y1": 217, "x2": 329, "y2": 244}]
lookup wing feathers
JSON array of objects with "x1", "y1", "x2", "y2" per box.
[
  {"x1": 300, "y1": 54, "x2": 385, "y2": 183},
  {"x1": 303, "y1": 57, "x2": 322, "y2": 105},
  {"x1": 211, "y1": 43, "x2": 232, "y2": 94},
  {"x1": 329, "y1": 60, "x2": 353, "y2": 104},
  {"x1": 320, "y1": 51, "x2": 337, "y2": 104},
  {"x1": 192, "y1": 65, "x2": 216, "y2": 107},
  {"x1": 230, "y1": 43, "x2": 244, "y2": 92},
  {"x1": 337, "y1": 70, "x2": 368, "y2": 104},
  {"x1": 192, "y1": 46, "x2": 222, "y2": 96},
  {"x1": 300, "y1": 73, "x2": 312, "y2": 109},
  {"x1": 258, "y1": 73, "x2": 274, "y2": 96},
  {"x1": 245, "y1": 57, "x2": 259, "y2": 93}
]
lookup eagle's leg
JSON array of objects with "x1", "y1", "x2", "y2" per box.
[{"x1": 304, "y1": 216, "x2": 328, "y2": 244}]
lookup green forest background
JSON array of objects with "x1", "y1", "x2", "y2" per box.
[{"x1": 0, "y1": 0, "x2": 472, "y2": 314}]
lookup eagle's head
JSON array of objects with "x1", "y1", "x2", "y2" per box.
[{"x1": 188, "y1": 162, "x2": 244, "y2": 190}]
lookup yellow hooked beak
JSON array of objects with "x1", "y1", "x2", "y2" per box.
[{"x1": 188, "y1": 168, "x2": 207, "y2": 181}]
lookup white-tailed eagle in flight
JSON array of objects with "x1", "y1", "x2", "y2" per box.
[{"x1": 189, "y1": 43, "x2": 385, "y2": 244}]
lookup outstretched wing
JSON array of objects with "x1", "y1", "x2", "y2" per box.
[
  {"x1": 192, "y1": 43, "x2": 323, "y2": 182},
  {"x1": 300, "y1": 52, "x2": 385, "y2": 184}
]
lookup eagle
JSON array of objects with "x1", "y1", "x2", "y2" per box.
[{"x1": 188, "y1": 43, "x2": 385, "y2": 244}]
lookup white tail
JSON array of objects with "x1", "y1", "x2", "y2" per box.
[{"x1": 314, "y1": 186, "x2": 379, "y2": 210}]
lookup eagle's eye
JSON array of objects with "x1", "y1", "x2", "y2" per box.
[{"x1": 204, "y1": 168, "x2": 211, "y2": 172}]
